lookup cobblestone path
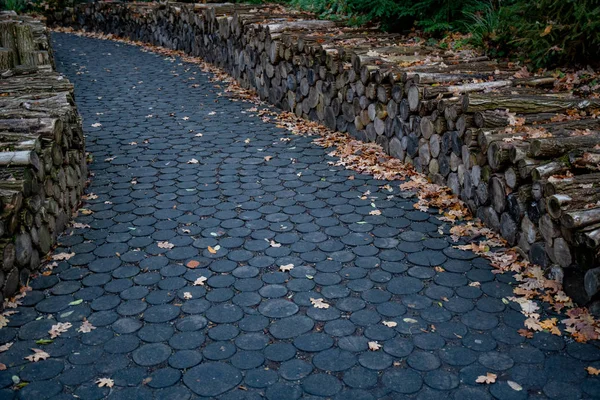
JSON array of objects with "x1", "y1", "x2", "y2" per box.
[{"x1": 0, "y1": 33, "x2": 599, "y2": 400}]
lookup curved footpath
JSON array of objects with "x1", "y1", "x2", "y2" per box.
[{"x1": 0, "y1": 32, "x2": 598, "y2": 400}]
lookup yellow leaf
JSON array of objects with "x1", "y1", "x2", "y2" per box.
[
  {"x1": 541, "y1": 25, "x2": 552, "y2": 37},
  {"x1": 187, "y1": 260, "x2": 200, "y2": 269},
  {"x1": 207, "y1": 246, "x2": 217, "y2": 254},
  {"x1": 587, "y1": 366, "x2": 600, "y2": 376}
]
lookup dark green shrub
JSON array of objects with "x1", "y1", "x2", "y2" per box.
[{"x1": 469, "y1": 0, "x2": 600, "y2": 67}]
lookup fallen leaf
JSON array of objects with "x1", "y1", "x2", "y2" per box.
[
  {"x1": 369, "y1": 210, "x2": 381, "y2": 216},
  {"x1": 78, "y1": 319, "x2": 96, "y2": 333},
  {"x1": 49, "y1": 322, "x2": 72, "y2": 339},
  {"x1": 96, "y1": 378, "x2": 114, "y2": 388},
  {"x1": 587, "y1": 366, "x2": 600, "y2": 376},
  {"x1": 194, "y1": 276, "x2": 207, "y2": 286},
  {"x1": 269, "y1": 240, "x2": 281, "y2": 248},
  {"x1": 368, "y1": 341, "x2": 382, "y2": 351},
  {"x1": 476, "y1": 372, "x2": 497, "y2": 384},
  {"x1": 310, "y1": 298, "x2": 329, "y2": 309},
  {"x1": 518, "y1": 329, "x2": 534, "y2": 338},
  {"x1": 207, "y1": 246, "x2": 217, "y2": 254},
  {"x1": 52, "y1": 252, "x2": 75, "y2": 261},
  {"x1": 183, "y1": 292, "x2": 193, "y2": 300},
  {"x1": 157, "y1": 241, "x2": 174, "y2": 249},
  {"x1": 264, "y1": 156, "x2": 273, "y2": 161},
  {"x1": 0, "y1": 363, "x2": 5, "y2": 371},
  {"x1": 187, "y1": 158, "x2": 199, "y2": 164},
  {"x1": 382, "y1": 321, "x2": 397, "y2": 328},
  {"x1": 72, "y1": 222, "x2": 91, "y2": 229},
  {"x1": 25, "y1": 348, "x2": 50, "y2": 362},
  {"x1": 469, "y1": 281, "x2": 481, "y2": 287},
  {"x1": 91, "y1": 123, "x2": 102, "y2": 127},
  {"x1": 187, "y1": 260, "x2": 200, "y2": 269},
  {"x1": 0, "y1": 343, "x2": 13, "y2": 353},
  {"x1": 507, "y1": 381, "x2": 523, "y2": 391},
  {"x1": 279, "y1": 264, "x2": 294, "y2": 272},
  {"x1": 403, "y1": 318, "x2": 418, "y2": 324}
]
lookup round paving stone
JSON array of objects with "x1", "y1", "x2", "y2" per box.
[
  {"x1": 264, "y1": 343, "x2": 296, "y2": 362},
  {"x1": 265, "y1": 383, "x2": 302, "y2": 400},
  {"x1": 279, "y1": 359, "x2": 313, "y2": 380},
  {"x1": 312, "y1": 348, "x2": 357, "y2": 372},
  {"x1": 143, "y1": 305, "x2": 180, "y2": 323},
  {"x1": 132, "y1": 343, "x2": 171, "y2": 366},
  {"x1": 358, "y1": 351, "x2": 393, "y2": 370},
  {"x1": 183, "y1": 362, "x2": 242, "y2": 397},
  {"x1": 205, "y1": 304, "x2": 244, "y2": 323},
  {"x1": 343, "y1": 366, "x2": 378, "y2": 389},
  {"x1": 293, "y1": 333, "x2": 334, "y2": 352},
  {"x1": 230, "y1": 351, "x2": 264, "y2": 370},
  {"x1": 387, "y1": 277, "x2": 424, "y2": 295},
  {"x1": 169, "y1": 350, "x2": 203, "y2": 369},
  {"x1": 461, "y1": 310, "x2": 498, "y2": 330},
  {"x1": 478, "y1": 352, "x2": 514, "y2": 371},
  {"x1": 407, "y1": 351, "x2": 441, "y2": 371},
  {"x1": 302, "y1": 374, "x2": 342, "y2": 397},
  {"x1": 424, "y1": 370, "x2": 459, "y2": 390},
  {"x1": 439, "y1": 346, "x2": 478, "y2": 366},
  {"x1": 382, "y1": 369, "x2": 423, "y2": 394},
  {"x1": 244, "y1": 368, "x2": 278, "y2": 388},
  {"x1": 269, "y1": 316, "x2": 314, "y2": 339},
  {"x1": 258, "y1": 299, "x2": 298, "y2": 318},
  {"x1": 202, "y1": 341, "x2": 237, "y2": 360}
]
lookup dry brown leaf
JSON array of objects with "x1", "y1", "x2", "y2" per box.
[
  {"x1": 96, "y1": 378, "x2": 114, "y2": 388},
  {"x1": 587, "y1": 366, "x2": 600, "y2": 375},
  {"x1": 207, "y1": 246, "x2": 217, "y2": 254},
  {"x1": 187, "y1": 158, "x2": 199, "y2": 164},
  {"x1": 310, "y1": 298, "x2": 329, "y2": 309},
  {"x1": 269, "y1": 240, "x2": 281, "y2": 248},
  {"x1": 25, "y1": 348, "x2": 50, "y2": 362},
  {"x1": 382, "y1": 321, "x2": 397, "y2": 328},
  {"x1": 476, "y1": 372, "x2": 497, "y2": 384},
  {"x1": 157, "y1": 241, "x2": 174, "y2": 249},
  {"x1": 368, "y1": 341, "x2": 382, "y2": 351},
  {"x1": 264, "y1": 156, "x2": 273, "y2": 161},
  {"x1": 518, "y1": 328, "x2": 534, "y2": 338},
  {"x1": 49, "y1": 322, "x2": 72, "y2": 339},
  {"x1": 78, "y1": 319, "x2": 96, "y2": 333},
  {"x1": 369, "y1": 210, "x2": 381, "y2": 216},
  {"x1": 186, "y1": 260, "x2": 201, "y2": 269},
  {"x1": 183, "y1": 292, "x2": 193, "y2": 300}
]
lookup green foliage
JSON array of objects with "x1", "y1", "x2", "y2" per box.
[
  {"x1": 289, "y1": 0, "x2": 486, "y2": 32},
  {"x1": 468, "y1": 0, "x2": 600, "y2": 67},
  {"x1": 1, "y1": 0, "x2": 27, "y2": 12}
]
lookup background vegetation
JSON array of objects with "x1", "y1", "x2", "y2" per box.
[
  {"x1": 287, "y1": 0, "x2": 600, "y2": 68},
  {"x1": 2, "y1": 0, "x2": 598, "y2": 67}
]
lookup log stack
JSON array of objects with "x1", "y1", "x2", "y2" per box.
[
  {"x1": 49, "y1": 3, "x2": 600, "y2": 308},
  {"x1": 0, "y1": 11, "x2": 86, "y2": 303}
]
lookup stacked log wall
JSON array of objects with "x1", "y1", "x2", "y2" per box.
[
  {"x1": 49, "y1": 2, "x2": 600, "y2": 306},
  {"x1": 0, "y1": 11, "x2": 86, "y2": 303}
]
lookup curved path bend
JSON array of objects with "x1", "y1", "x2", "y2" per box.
[{"x1": 0, "y1": 33, "x2": 599, "y2": 400}]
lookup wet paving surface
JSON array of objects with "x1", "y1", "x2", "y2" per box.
[{"x1": 0, "y1": 32, "x2": 599, "y2": 399}]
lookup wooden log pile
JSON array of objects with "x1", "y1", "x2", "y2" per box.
[
  {"x1": 49, "y1": 2, "x2": 600, "y2": 307},
  {"x1": 0, "y1": 11, "x2": 86, "y2": 303}
]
